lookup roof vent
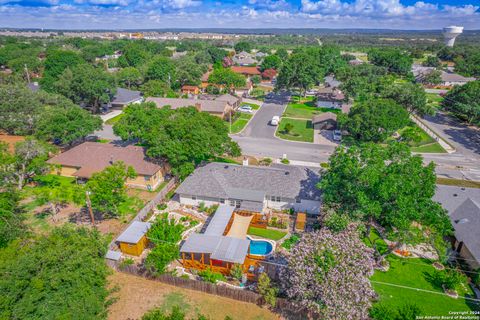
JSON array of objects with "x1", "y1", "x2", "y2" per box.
[
  {"x1": 455, "y1": 218, "x2": 469, "y2": 224},
  {"x1": 285, "y1": 171, "x2": 290, "y2": 175},
  {"x1": 461, "y1": 187, "x2": 465, "y2": 191},
  {"x1": 453, "y1": 193, "x2": 458, "y2": 197},
  {"x1": 224, "y1": 165, "x2": 229, "y2": 169}
]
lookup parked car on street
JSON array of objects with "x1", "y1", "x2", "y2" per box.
[
  {"x1": 333, "y1": 130, "x2": 342, "y2": 141},
  {"x1": 270, "y1": 115, "x2": 280, "y2": 126}
]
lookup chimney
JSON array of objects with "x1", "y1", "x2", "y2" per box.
[{"x1": 242, "y1": 156, "x2": 249, "y2": 166}]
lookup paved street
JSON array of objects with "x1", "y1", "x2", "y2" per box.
[
  {"x1": 233, "y1": 94, "x2": 335, "y2": 163},
  {"x1": 234, "y1": 95, "x2": 480, "y2": 181}
]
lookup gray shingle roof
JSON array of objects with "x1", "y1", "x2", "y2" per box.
[
  {"x1": 450, "y1": 198, "x2": 480, "y2": 262},
  {"x1": 434, "y1": 185, "x2": 480, "y2": 213},
  {"x1": 116, "y1": 221, "x2": 151, "y2": 244},
  {"x1": 146, "y1": 97, "x2": 229, "y2": 114},
  {"x1": 204, "y1": 205, "x2": 235, "y2": 236},
  {"x1": 112, "y1": 87, "x2": 142, "y2": 105},
  {"x1": 176, "y1": 162, "x2": 321, "y2": 201}
]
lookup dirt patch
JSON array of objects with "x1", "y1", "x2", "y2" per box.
[{"x1": 108, "y1": 271, "x2": 280, "y2": 320}]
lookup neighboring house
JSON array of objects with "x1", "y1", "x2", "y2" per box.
[
  {"x1": 176, "y1": 162, "x2": 322, "y2": 214},
  {"x1": 324, "y1": 75, "x2": 342, "y2": 88},
  {"x1": 181, "y1": 85, "x2": 200, "y2": 95},
  {"x1": 116, "y1": 221, "x2": 151, "y2": 256},
  {"x1": 349, "y1": 58, "x2": 364, "y2": 66},
  {"x1": 316, "y1": 87, "x2": 346, "y2": 109},
  {"x1": 412, "y1": 65, "x2": 476, "y2": 87},
  {"x1": 232, "y1": 51, "x2": 257, "y2": 66},
  {"x1": 145, "y1": 97, "x2": 233, "y2": 119},
  {"x1": 230, "y1": 66, "x2": 261, "y2": 77},
  {"x1": 434, "y1": 185, "x2": 480, "y2": 269},
  {"x1": 216, "y1": 93, "x2": 242, "y2": 109},
  {"x1": 109, "y1": 87, "x2": 143, "y2": 109},
  {"x1": 312, "y1": 112, "x2": 337, "y2": 130},
  {"x1": 47, "y1": 142, "x2": 166, "y2": 190},
  {"x1": 235, "y1": 80, "x2": 254, "y2": 97}
]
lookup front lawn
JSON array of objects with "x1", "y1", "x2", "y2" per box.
[
  {"x1": 371, "y1": 255, "x2": 477, "y2": 316},
  {"x1": 105, "y1": 113, "x2": 124, "y2": 125},
  {"x1": 229, "y1": 113, "x2": 252, "y2": 134},
  {"x1": 395, "y1": 125, "x2": 446, "y2": 153},
  {"x1": 426, "y1": 93, "x2": 443, "y2": 109},
  {"x1": 411, "y1": 143, "x2": 446, "y2": 153},
  {"x1": 241, "y1": 102, "x2": 260, "y2": 110},
  {"x1": 247, "y1": 227, "x2": 287, "y2": 241},
  {"x1": 283, "y1": 101, "x2": 340, "y2": 119},
  {"x1": 276, "y1": 118, "x2": 314, "y2": 142}
]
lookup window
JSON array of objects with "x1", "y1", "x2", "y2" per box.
[
  {"x1": 144, "y1": 175, "x2": 151, "y2": 181},
  {"x1": 220, "y1": 199, "x2": 226, "y2": 204},
  {"x1": 296, "y1": 198, "x2": 301, "y2": 203},
  {"x1": 276, "y1": 196, "x2": 281, "y2": 202},
  {"x1": 192, "y1": 196, "x2": 197, "y2": 200},
  {"x1": 270, "y1": 196, "x2": 281, "y2": 202}
]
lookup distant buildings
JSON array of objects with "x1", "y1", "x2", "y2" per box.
[
  {"x1": 412, "y1": 65, "x2": 476, "y2": 87},
  {"x1": 232, "y1": 51, "x2": 257, "y2": 66}
]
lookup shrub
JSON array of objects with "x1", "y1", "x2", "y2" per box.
[
  {"x1": 258, "y1": 273, "x2": 278, "y2": 307},
  {"x1": 259, "y1": 158, "x2": 272, "y2": 166},
  {"x1": 230, "y1": 264, "x2": 243, "y2": 281},
  {"x1": 119, "y1": 257, "x2": 135, "y2": 269},
  {"x1": 198, "y1": 267, "x2": 226, "y2": 283},
  {"x1": 324, "y1": 212, "x2": 350, "y2": 233},
  {"x1": 281, "y1": 234, "x2": 300, "y2": 250},
  {"x1": 280, "y1": 158, "x2": 289, "y2": 164},
  {"x1": 145, "y1": 243, "x2": 179, "y2": 274},
  {"x1": 157, "y1": 203, "x2": 167, "y2": 211},
  {"x1": 268, "y1": 216, "x2": 288, "y2": 229},
  {"x1": 431, "y1": 268, "x2": 466, "y2": 291}
]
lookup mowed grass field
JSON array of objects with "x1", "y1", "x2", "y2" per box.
[
  {"x1": 371, "y1": 255, "x2": 477, "y2": 316},
  {"x1": 276, "y1": 118, "x2": 314, "y2": 142}
]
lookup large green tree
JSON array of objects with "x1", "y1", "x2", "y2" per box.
[
  {"x1": 338, "y1": 98, "x2": 410, "y2": 142},
  {"x1": 382, "y1": 82, "x2": 431, "y2": 116},
  {"x1": 174, "y1": 56, "x2": 208, "y2": 86},
  {"x1": 54, "y1": 64, "x2": 116, "y2": 113},
  {"x1": 146, "y1": 56, "x2": 177, "y2": 85},
  {"x1": 114, "y1": 103, "x2": 241, "y2": 178},
  {"x1": 117, "y1": 67, "x2": 143, "y2": 89},
  {"x1": 208, "y1": 68, "x2": 246, "y2": 89},
  {"x1": 442, "y1": 80, "x2": 480, "y2": 125},
  {"x1": 320, "y1": 142, "x2": 451, "y2": 250},
  {"x1": 0, "y1": 189, "x2": 26, "y2": 248},
  {"x1": 0, "y1": 225, "x2": 110, "y2": 319},
  {"x1": 41, "y1": 50, "x2": 84, "y2": 91},
  {"x1": 86, "y1": 161, "x2": 136, "y2": 217},
  {"x1": 260, "y1": 54, "x2": 282, "y2": 71},
  {"x1": 368, "y1": 48, "x2": 413, "y2": 76},
  {"x1": 276, "y1": 51, "x2": 320, "y2": 95}
]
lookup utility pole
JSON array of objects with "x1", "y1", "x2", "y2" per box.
[
  {"x1": 229, "y1": 109, "x2": 232, "y2": 134},
  {"x1": 85, "y1": 191, "x2": 95, "y2": 225},
  {"x1": 24, "y1": 64, "x2": 30, "y2": 83}
]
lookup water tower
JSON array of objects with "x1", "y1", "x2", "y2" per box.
[{"x1": 443, "y1": 26, "x2": 463, "y2": 47}]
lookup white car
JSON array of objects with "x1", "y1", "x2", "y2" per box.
[
  {"x1": 333, "y1": 130, "x2": 342, "y2": 141},
  {"x1": 238, "y1": 105, "x2": 253, "y2": 113},
  {"x1": 270, "y1": 116, "x2": 280, "y2": 126}
]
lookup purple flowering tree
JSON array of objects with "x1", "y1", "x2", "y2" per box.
[{"x1": 280, "y1": 224, "x2": 375, "y2": 319}]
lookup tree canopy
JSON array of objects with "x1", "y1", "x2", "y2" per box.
[
  {"x1": 113, "y1": 103, "x2": 241, "y2": 178},
  {"x1": 368, "y1": 48, "x2": 413, "y2": 76},
  {"x1": 260, "y1": 54, "x2": 281, "y2": 71},
  {"x1": 319, "y1": 143, "x2": 451, "y2": 240},
  {"x1": 442, "y1": 80, "x2": 480, "y2": 126},
  {"x1": 382, "y1": 82, "x2": 431, "y2": 116},
  {"x1": 234, "y1": 41, "x2": 252, "y2": 53},
  {"x1": 41, "y1": 50, "x2": 84, "y2": 92},
  {"x1": 281, "y1": 224, "x2": 375, "y2": 319},
  {"x1": 208, "y1": 68, "x2": 246, "y2": 89},
  {"x1": 338, "y1": 98, "x2": 410, "y2": 142},
  {"x1": 0, "y1": 225, "x2": 110, "y2": 319},
  {"x1": 0, "y1": 189, "x2": 26, "y2": 248}
]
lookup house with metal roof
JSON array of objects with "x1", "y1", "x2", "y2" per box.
[
  {"x1": 434, "y1": 185, "x2": 480, "y2": 269},
  {"x1": 180, "y1": 205, "x2": 259, "y2": 277},
  {"x1": 176, "y1": 162, "x2": 321, "y2": 214},
  {"x1": 109, "y1": 87, "x2": 143, "y2": 109},
  {"x1": 116, "y1": 221, "x2": 152, "y2": 256}
]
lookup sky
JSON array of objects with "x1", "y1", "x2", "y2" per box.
[{"x1": 0, "y1": 0, "x2": 479, "y2": 30}]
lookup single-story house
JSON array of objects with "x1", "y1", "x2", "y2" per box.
[
  {"x1": 47, "y1": 142, "x2": 166, "y2": 190},
  {"x1": 230, "y1": 66, "x2": 261, "y2": 77},
  {"x1": 145, "y1": 97, "x2": 233, "y2": 119},
  {"x1": 412, "y1": 65, "x2": 476, "y2": 87},
  {"x1": 109, "y1": 87, "x2": 143, "y2": 109},
  {"x1": 312, "y1": 112, "x2": 337, "y2": 130},
  {"x1": 316, "y1": 87, "x2": 346, "y2": 109},
  {"x1": 232, "y1": 51, "x2": 257, "y2": 66},
  {"x1": 434, "y1": 185, "x2": 480, "y2": 269},
  {"x1": 176, "y1": 162, "x2": 322, "y2": 214},
  {"x1": 216, "y1": 93, "x2": 242, "y2": 109},
  {"x1": 181, "y1": 85, "x2": 200, "y2": 95},
  {"x1": 116, "y1": 221, "x2": 151, "y2": 256}
]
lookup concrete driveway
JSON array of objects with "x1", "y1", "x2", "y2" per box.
[{"x1": 237, "y1": 102, "x2": 285, "y2": 138}]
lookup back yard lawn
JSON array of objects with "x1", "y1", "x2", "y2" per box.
[
  {"x1": 105, "y1": 113, "x2": 124, "y2": 125},
  {"x1": 276, "y1": 118, "x2": 314, "y2": 142},
  {"x1": 283, "y1": 100, "x2": 340, "y2": 120},
  {"x1": 229, "y1": 113, "x2": 253, "y2": 134},
  {"x1": 248, "y1": 226, "x2": 287, "y2": 241},
  {"x1": 371, "y1": 255, "x2": 477, "y2": 316}
]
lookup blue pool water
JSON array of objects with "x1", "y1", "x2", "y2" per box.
[{"x1": 249, "y1": 239, "x2": 273, "y2": 256}]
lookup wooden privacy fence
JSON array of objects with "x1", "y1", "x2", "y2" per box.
[
  {"x1": 134, "y1": 178, "x2": 177, "y2": 222},
  {"x1": 107, "y1": 260, "x2": 306, "y2": 319}
]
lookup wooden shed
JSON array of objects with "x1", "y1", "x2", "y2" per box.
[
  {"x1": 295, "y1": 213, "x2": 306, "y2": 232},
  {"x1": 116, "y1": 221, "x2": 151, "y2": 256}
]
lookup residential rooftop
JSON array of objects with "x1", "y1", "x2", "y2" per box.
[{"x1": 47, "y1": 142, "x2": 161, "y2": 178}]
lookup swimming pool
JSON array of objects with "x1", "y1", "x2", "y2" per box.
[{"x1": 248, "y1": 237, "x2": 274, "y2": 256}]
